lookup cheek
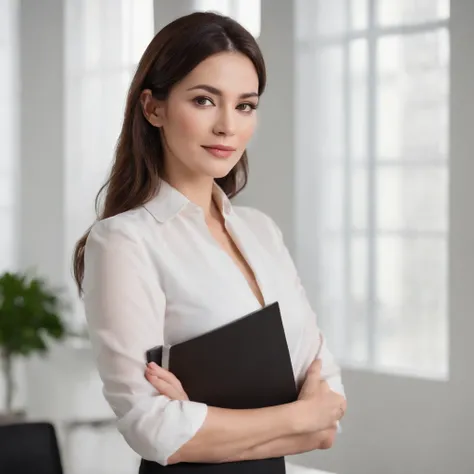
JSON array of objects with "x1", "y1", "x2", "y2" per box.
[
  {"x1": 168, "y1": 105, "x2": 206, "y2": 142},
  {"x1": 238, "y1": 117, "x2": 257, "y2": 144}
]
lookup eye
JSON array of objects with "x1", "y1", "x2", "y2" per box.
[
  {"x1": 193, "y1": 96, "x2": 214, "y2": 107},
  {"x1": 237, "y1": 102, "x2": 258, "y2": 113}
]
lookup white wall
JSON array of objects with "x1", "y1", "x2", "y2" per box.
[
  {"x1": 153, "y1": 0, "x2": 195, "y2": 31},
  {"x1": 18, "y1": 0, "x2": 66, "y2": 287}
]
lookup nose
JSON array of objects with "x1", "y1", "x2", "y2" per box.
[{"x1": 212, "y1": 106, "x2": 236, "y2": 137}]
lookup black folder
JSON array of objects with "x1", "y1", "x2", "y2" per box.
[{"x1": 146, "y1": 301, "x2": 298, "y2": 409}]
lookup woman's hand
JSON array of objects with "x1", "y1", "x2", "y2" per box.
[
  {"x1": 296, "y1": 359, "x2": 347, "y2": 434},
  {"x1": 145, "y1": 362, "x2": 189, "y2": 401}
]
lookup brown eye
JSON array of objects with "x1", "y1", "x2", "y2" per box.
[
  {"x1": 194, "y1": 96, "x2": 213, "y2": 106},
  {"x1": 237, "y1": 102, "x2": 258, "y2": 113}
]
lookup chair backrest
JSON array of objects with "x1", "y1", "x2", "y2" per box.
[{"x1": 0, "y1": 421, "x2": 63, "y2": 474}]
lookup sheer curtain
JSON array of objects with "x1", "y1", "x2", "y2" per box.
[
  {"x1": 65, "y1": 0, "x2": 155, "y2": 326},
  {"x1": 0, "y1": 0, "x2": 19, "y2": 274},
  {"x1": 295, "y1": 0, "x2": 450, "y2": 378}
]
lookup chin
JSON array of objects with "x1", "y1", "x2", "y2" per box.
[
  {"x1": 203, "y1": 162, "x2": 239, "y2": 180},
  {"x1": 212, "y1": 169, "x2": 234, "y2": 179}
]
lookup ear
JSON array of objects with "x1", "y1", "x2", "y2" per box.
[{"x1": 140, "y1": 89, "x2": 165, "y2": 127}]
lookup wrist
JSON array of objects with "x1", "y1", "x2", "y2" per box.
[{"x1": 286, "y1": 401, "x2": 311, "y2": 436}]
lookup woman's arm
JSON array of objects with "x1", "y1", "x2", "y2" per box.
[
  {"x1": 84, "y1": 219, "x2": 312, "y2": 467},
  {"x1": 145, "y1": 359, "x2": 344, "y2": 464},
  {"x1": 168, "y1": 402, "x2": 305, "y2": 464},
  {"x1": 223, "y1": 428, "x2": 337, "y2": 463},
  {"x1": 84, "y1": 221, "x2": 206, "y2": 466}
]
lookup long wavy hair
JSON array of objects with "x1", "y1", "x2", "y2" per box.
[{"x1": 72, "y1": 11, "x2": 267, "y2": 294}]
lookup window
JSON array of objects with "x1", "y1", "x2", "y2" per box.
[
  {"x1": 295, "y1": 0, "x2": 450, "y2": 378},
  {"x1": 65, "y1": 0, "x2": 154, "y2": 324},
  {"x1": 194, "y1": 0, "x2": 261, "y2": 38},
  {"x1": 0, "y1": 0, "x2": 19, "y2": 273}
]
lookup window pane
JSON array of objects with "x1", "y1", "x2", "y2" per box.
[
  {"x1": 80, "y1": 0, "x2": 153, "y2": 70},
  {"x1": 351, "y1": 167, "x2": 368, "y2": 230},
  {"x1": 375, "y1": 236, "x2": 447, "y2": 377},
  {"x1": 377, "y1": 0, "x2": 449, "y2": 27},
  {"x1": 298, "y1": 0, "x2": 366, "y2": 39},
  {"x1": 83, "y1": 0, "x2": 102, "y2": 70},
  {"x1": 350, "y1": 39, "x2": 368, "y2": 162},
  {"x1": 101, "y1": 71, "x2": 131, "y2": 152},
  {"x1": 351, "y1": 0, "x2": 368, "y2": 30},
  {"x1": 195, "y1": 0, "x2": 231, "y2": 13},
  {"x1": 315, "y1": 46, "x2": 345, "y2": 162},
  {"x1": 322, "y1": 165, "x2": 344, "y2": 232},
  {"x1": 234, "y1": 0, "x2": 261, "y2": 38},
  {"x1": 194, "y1": 0, "x2": 261, "y2": 38},
  {"x1": 295, "y1": 0, "x2": 450, "y2": 379},
  {"x1": 122, "y1": 0, "x2": 155, "y2": 64},
  {"x1": 377, "y1": 30, "x2": 449, "y2": 161},
  {"x1": 295, "y1": 49, "x2": 318, "y2": 161},
  {"x1": 315, "y1": 0, "x2": 347, "y2": 37},
  {"x1": 317, "y1": 234, "x2": 346, "y2": 353},
  {"x1": 348, "y1": 235, "x2": 369, "y2": 364},
  {"x1": 376, "y1": 166, "x2": 448, "y2": 232}
]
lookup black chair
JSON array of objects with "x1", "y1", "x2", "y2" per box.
[{"x1": 0, "y1": 422, "x2": 63, "y2": 474}]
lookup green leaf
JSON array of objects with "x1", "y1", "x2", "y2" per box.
[{"x1": 0, "y1": 271, "x2": 69, "y2": 356}]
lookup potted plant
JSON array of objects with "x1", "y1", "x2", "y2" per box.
[{"x1": 0, "y1": 271, "x2": 68, "y2": 421}]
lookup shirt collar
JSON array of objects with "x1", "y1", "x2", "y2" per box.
[{"x1": 143, "y1": 180, "x2": 234, "y2": 223}]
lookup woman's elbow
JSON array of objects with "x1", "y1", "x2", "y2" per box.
[
  {"x1": 167, "y1": 450, "x2": 184, "y2": 465},
  {"x1": 316, "y1": 429, "x2": 337, "y2": 450}
]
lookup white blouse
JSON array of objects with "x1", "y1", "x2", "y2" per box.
[{"x1": 83, "y1": 180, "x2": 345, "y2": 466}]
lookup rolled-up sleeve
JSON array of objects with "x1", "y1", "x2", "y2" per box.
[{"x1": 82, "y1": 219, "x2": 208, "y2": 466}]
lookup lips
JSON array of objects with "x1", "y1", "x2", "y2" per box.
[{"x1": 202, "y1": 145, "x2": 235, "y2": 158}]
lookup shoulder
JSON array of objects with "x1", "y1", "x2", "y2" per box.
[
  {"x1": 82, "y1": 209, "x2": 161, "y2": 298},
  {"x1": 85, "y1": 207, "x2": 152, "y2": 253}
]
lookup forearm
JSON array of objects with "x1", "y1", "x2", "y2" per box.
[
  {"x1": 168, "y1": 402, "x2": 302, "y2": 464},
  {"x1": 223, "y1": 429, "x2": 336, "y2": 462}
]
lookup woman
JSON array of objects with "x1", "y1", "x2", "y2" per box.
[{"x1": 73, "y1": 11, "x2": 346, "y2": 473}]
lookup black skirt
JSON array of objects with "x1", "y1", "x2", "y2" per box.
[{"x1": 139, "y1": 457, "x2": 286, "y2": 473}]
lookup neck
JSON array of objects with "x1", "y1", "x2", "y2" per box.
[{"x1": 163, "y1": 175, "x2": 221, "y2": 221}]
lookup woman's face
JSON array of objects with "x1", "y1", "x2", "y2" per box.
[{"x1": 153, "y1": 52, "x2": 259, "y2": 180}]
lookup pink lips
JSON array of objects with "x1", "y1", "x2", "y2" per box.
[{"x1": 202, "y1": 145, "x2": 236, "y2": 159}]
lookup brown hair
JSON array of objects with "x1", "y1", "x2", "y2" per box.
[{"x1": 72, "y1": 11, "x2": 266, "y2": 294}]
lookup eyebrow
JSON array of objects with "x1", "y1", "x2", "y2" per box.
[{"x1": 186, "y1": 84, "x2": 259, "y2": 100}]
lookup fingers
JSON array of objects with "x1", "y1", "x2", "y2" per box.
[
  {"x1": 145, "y1": 362, "x2": 189, "y2": 401},
  {"x1": 309, "y1": 358, "x2": 322, "y2": 374},
  {"x1": 308, "y1": 359, "x2": 322, "y2": 383},
  {"x1": 319, "y1": 428, "x2": 337, "y2": 450},
  {"x1": 333, "y1": 396, "x2": 347, "y2": 422},
  {"x1": 147, "y1": 362, "x2": 185, "y2": 390},
  {"x1": 305, "y1": 359, "x2": 322, "y2": 384},
  {"x1": 145, "y1": 372, "x2": 184, "y2": 400},
  {"x1": 340, "y1": 398, "x2": 347, "y2": 417},
  {"x1": 319, "y1": 379, "x2": 330, "y2": 392}
]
